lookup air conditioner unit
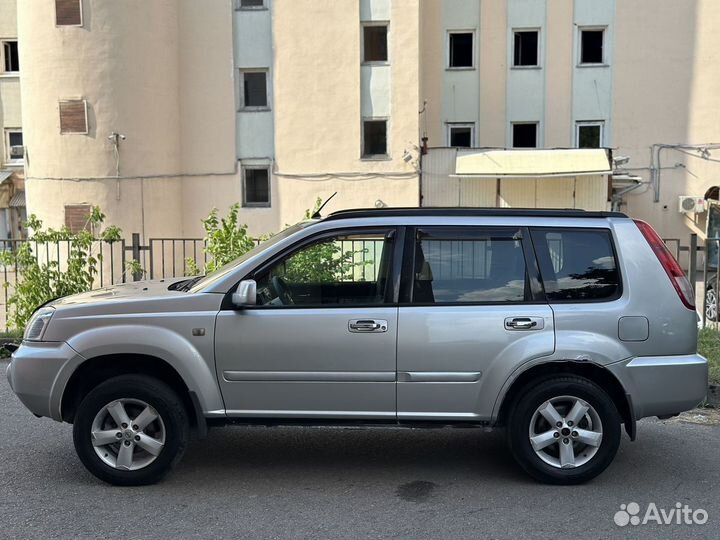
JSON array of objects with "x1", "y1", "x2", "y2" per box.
[
  {"x1": 678, "y1": 195, "x2": 707, "y2": 214},
  {"x1": 9, "y1": 145, "x2": 24, "y2": 160}
]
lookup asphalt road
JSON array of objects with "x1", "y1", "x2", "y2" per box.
[{"x1": 1, "y1": 362, "x2": 719, "y2": 540}]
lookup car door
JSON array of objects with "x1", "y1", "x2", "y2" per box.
[
  {"x1": 215, "y1": 227, "x2": 400, "y2": 419},
  {"x1": 396, "y1": 225, "x2": 555, "y2": 421}
]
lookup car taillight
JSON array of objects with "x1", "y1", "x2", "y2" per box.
[{"x1": 634, "y1": 219, "x2": 695, "y2": 310}]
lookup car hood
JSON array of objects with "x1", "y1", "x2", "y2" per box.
[{"x1": 49, "y1": 279, "x2": 188, "y2": 307}]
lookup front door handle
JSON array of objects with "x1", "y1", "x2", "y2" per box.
[
  {"x1": 348, "y1": 319, "x2": 388, "y2": 333},
  {"x1": 504, "y1": 317, "x2": 544, "y2": 331}
]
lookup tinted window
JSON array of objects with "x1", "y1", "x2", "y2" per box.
[
  {"x1": 531, "y1": 229, "x2": 619, "y2": 301},
  {"x1": 363, "y1": 25, "x2": 388, "y2": 62},
  {"x1": 255, "y1": 232, "x2": 393, "y2": 307},
  {"x1": 411, "y1": 229, "x2": 529, "y2": 304}
]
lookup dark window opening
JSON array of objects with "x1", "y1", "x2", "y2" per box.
[
  {"x1": 449, "y1": 32, "x2": 473, "y2": 68},
  {"x1": 577, "y1": 124, "x2": 602, "y2": 148},
  {"x1": 243, "y1": 168, "x2": 270, "y2": 207},
  {"x1": 513, "y1": 31, "x2": 539, "y2": 67},
  {"x1": 411, "y1": 229, "x2": 529, "y2": 304},
  {"x1": 363, "y1": 120, "x2": 387, "y2": 157},
  {"x1": 8, "y1": 131, "x2": 23, "y2": 160},
  {"x1": 449, "y1": 126, "x2": 472, "y2": 148},
  {"x1": 580, "y1": 29, "x2": 604, "y2": 64},
  {"x1": 242, "y1": 71, "x2": 268, "y2": 108},
  {"x1": 531, "y1": 229, "x2": 620, "y2": 301},
  {"x1": 512, "y1": 123, "x2": 537, "y2": 148},
  {"x1": 239, "y1": 0, "x2": 264, "y2": 7},
  {"x1": 363, "y1": 25, "x2": 388, "y2": 63},
  {"x1": 3, "y1": 41, "x2": 19, "y2": 72}
]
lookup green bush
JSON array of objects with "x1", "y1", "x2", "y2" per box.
[
  {"x1": 698, "y1": 327, "x2": 720, "y2": 386},
  {"x1": 0, "y1": 208, "x2": 121, "y2": 330}
]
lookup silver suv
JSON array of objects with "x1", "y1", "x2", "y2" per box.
[{"x1": 6, "y1": 208, "x2": 708, "y2": 485}]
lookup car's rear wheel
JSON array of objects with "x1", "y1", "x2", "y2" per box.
[
  {"x1": 507, "y1": 375, "x2": 621, "y2": 484},
  {"x1": 73, "y1": 375, "x2": 189, "y2": 486}
]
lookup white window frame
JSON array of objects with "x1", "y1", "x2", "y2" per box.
[
  {"x1": 242, "y1": 164, "x2": 272, "y2": 208},
  {"x1": 238, "y1": 68, "x2": 270, "y2": 111},
  {"x1": 578, "y1": 26, "x2": 607, "y2": 66},
  {"x1": 1, "y1": 40, "x2": 19, "y2": 74},
  {"x1": 4, "y1": 128, "x2": 24, "y2": 165},
  {"x1": 446, "y1": 122, "x2": 475, "y2": 148},
  {"x1": 234, "y1": 0, "x2": 266, "y2": 10},
  {"x1": 575, "y1": 121, "x2": 605, "y2": 148},
  {"x1": 511, "y1": 28, "x2": 541, "y2": 69},
  {"x1": 54, "y1": 0, "x2": 84, "y2": 28},
  {"x1": 361, "y1": 21, "x2": 390, "y2": 65},
  {"x1": 446, "y1": 29, "x2": 476, "y2": 70},
  {"x1": 361, "y1": 117, "x2": 390, "y2": 160},
  {"x1": 511, "y1": 122, "x2": 539, "y2": 149}
]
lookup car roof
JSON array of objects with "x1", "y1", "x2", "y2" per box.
[{"x1": 322, "y1": 207, "x2": 627, "y2": 222}]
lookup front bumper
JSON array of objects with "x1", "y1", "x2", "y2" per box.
[
  {"x1": 608, "y1": 354, "x2": 708, "y2": 420},
  {"x1": 6, "y1": 341, "x2": 84, "y2": 421}
]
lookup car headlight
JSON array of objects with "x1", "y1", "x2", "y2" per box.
[{"x1": 24, "y1": 307, "x2": 55, "y2": 341}]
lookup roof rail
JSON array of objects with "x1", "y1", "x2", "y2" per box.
[{"x1": 323, "y1": 207, "x2": 627, "y2": 221}]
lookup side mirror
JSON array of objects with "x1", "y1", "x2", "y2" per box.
[{"x1": 232, "y1": 279, "x2": 257, "y2": 308}]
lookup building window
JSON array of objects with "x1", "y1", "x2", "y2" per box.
[
  {"x1": 240, "y1": 70, "x2": 268, "y2": 109},
  {"x1": 448, "y1": 31, "x2": 474, "y2": 69},
  {"x1": 362, "y1": 119, "x2": 388, "y2": 158},
  {"x1": 243, "y1": 167, "x2": 271, "y2": 207},
  {"x1": 362, "y1": 24, "x2": 388, "y2": 63},
  {"x1": 512, "y1": 123, "x2": 538, "y2": 148},
  {"x1": 579, "y1": 28, "x2": 605, "y2": 64},
  {"x1": 236, "y1": 0, "x2": 264, "y2": 9},
  {"x1": 447, "y1": 123, "x2": 474, "y2": 148},
  {"x1": 576, "y1": 122, "x2": 604, "y2": 148},
  {"x1": 4, "y1": 130, "x2": 23, "y2": 163},
  {"x1": 59, "y1": 99, "x2": 88, "y2": 134},
  {"x1": 55, "y1": 0, "x2": 83, "y2": 26},
  {"x1": 64, "y1": 204, "x2": 92, "y2": 233},
  {"x1": 513, "y1": 30, "x2": 539, "y2": 67},
  {"x1": 2, "y1": 41, "x2": 19, "y2": 73}
]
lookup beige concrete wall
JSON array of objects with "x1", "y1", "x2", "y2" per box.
[
  {"x1": 544, "y1": 0, "x2": 573, "y2": 148},
  {"x1": 613, "y1": 0, "x2": 720, "y2": 245},
  {"x1": 478, "y1": 0, "x2": 506, "y2": 147}
]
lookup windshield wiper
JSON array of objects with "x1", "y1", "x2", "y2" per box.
[{"x1": 169, "y1": 276, "x2": 203, "y2": 292}]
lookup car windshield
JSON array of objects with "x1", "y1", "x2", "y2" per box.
[{"x1": 187, "y1": 221, "x2": 314, "y2": 292}]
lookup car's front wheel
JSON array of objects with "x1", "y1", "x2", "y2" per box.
[
  {"x1": 73, "y1": 375, "x2": 189, "y2": 486},
  {"x1": 705, "y1": 286, "x2": 717, "y2": 322},
  {"x1": 507, "y1": 375, "x2": 621, "y2": 484}
]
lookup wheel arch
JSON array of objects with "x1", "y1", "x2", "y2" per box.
[
  {"x1": 60, "y1": 353, "x2": 197, "y2": 425},
  {"x1": 494, "y1": 360, "x2": 635, "y2": 440}
]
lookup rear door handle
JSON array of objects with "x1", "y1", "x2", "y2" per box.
[
  {"x1": 504, "y1": 317, "x2": 544, "y2": 331},
  {"x1": 348, "y1": 319, "x2": 388, "y2": 333}
]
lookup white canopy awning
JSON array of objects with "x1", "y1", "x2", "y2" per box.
[{"x1": 452, "y1": 148, "x2": 613, "y2": 179}]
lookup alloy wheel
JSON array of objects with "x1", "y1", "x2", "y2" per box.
[
  {"x1": 528, "y1": 395, "x2": 603, "y2": 469},
  {"x1": 90, "y1": 398, "x2": 166, "y2": 471}
]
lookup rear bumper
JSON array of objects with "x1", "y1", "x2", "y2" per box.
[
  {"x1": 6, "y1": 341, "x2": 82, "y2": 421},
  {"x1": 608, "y1": 354, "x2": 708, "y2": 420}
]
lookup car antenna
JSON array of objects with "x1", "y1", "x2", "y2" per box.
[{"x1": 311, "y1": 192, "x2": 338, "y2": 219}]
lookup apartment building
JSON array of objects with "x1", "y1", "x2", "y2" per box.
[
  {"x1": 11, "y1": 0, "x2": 720, "y2": 248},
  {"x1": 0, "y1": 0, "x2": 25, "y2": 240}
]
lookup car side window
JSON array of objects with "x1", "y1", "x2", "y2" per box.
[
  {"x1": 254, "y1": 230, "x2": 394, "y2": 307},
  {"x1": 410, "y1": 228, "x2": 530, "y2": 304},
  {"x1": 530, "y1": 228, "x2": 620, "y2": 301}
]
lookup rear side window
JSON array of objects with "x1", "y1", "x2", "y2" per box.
[
  {"x1": 411, "y1": 228, "x2": 529, "y2": 304},
  {"x1": 531, "y1": 228, "x2": 620, "y2": 301}
]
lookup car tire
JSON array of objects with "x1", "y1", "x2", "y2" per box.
[
  {"x1": 73, "y1": 374, "x2": 189, "y2": 486},
  {"x1": 507, "y1": 375, "x2": 621, "y2": 485}
]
